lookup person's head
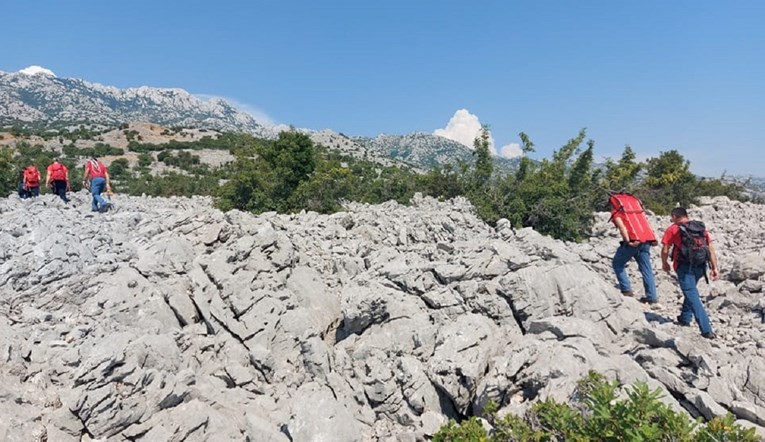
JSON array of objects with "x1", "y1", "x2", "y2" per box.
[
  {"x1": 53, "y1": 158, "x2": 60, "y2": 163},
  {"x1": 670, "y1": 207, "x2": 688, "y2": 222}
]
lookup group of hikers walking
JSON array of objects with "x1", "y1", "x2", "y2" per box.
[
  {"x1": 609, "y1": 192, "x2": 719, "y2": 340},
  {"x1": 18, "y1": 157, "x2": 113, "y2": 212},
  {"x1": 15, "y1": 161, "x2": 722, "y2": 337}
]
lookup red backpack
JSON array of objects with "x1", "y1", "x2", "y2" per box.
[
  {"x1": 23, "y1": 166, "x2": 40, "y2": 187},
  {"x1": 49, "y1": 162, "x2": 67, "y2": 181},
  {"x1": 608, "y1": 192, "x2": 657, "y2": 243}
]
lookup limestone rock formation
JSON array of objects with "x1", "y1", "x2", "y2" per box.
[{"x1": 1, "y1": 192, "x2": 764, "y2": 441}]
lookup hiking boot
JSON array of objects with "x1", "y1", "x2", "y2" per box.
[
  {"x1": 638, "y1": 297, "x2": 658, "y2": 305},
  {"x1": 676, "y1": 316, "x2": 691, "y2": 327},
  {"x1": 701, "y1": 332, "x2": 717, "y2": 340},
  {"x1": 621, "y1": 291, "x2": 634, "y2": 297}
]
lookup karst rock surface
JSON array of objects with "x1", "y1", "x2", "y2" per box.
[{"x1": 1, "y1": 192, "x2": 764, "y2": 441}]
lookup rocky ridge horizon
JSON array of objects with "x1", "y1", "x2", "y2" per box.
[
  {"x1": 0, "y1": 67, "x2": 516, "y2": 175},
  {"x1": 1, "y1": 191, "x2": 764, "y2": 441}
]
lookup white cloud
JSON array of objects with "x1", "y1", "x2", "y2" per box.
[
  {"x1": 19, "y1": 65, "x2": 56, "y2": 77},
  {"x1": 434, "y1": 109, "x2": 491, "y2": 150},
  {"x1": 434, "y1": 109, "x2": 524, "y2": 159},
  {"x1": 195, "y1": 94, "x2": 278, "y2": 126},
  {"x1": 499, "y1": 143, "x2": 523, "y2": 159},
  {"x1": 226, "y1": 99, "x2": 278, "y2": 126}
]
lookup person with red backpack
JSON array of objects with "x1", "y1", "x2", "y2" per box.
[
  {"x1": 609, "y1": 192, "x2": 659, "y2": 304},
  {"x1": 82, "y1": 157, "x2": 112, "y2": 212},
  {"x1": 661, "y1": 207, "x2": 720, "y2": 340},
  {"x1": 46, "y1": 159, "x2": 70, "y2": 203},
  {"x1": 17, "y1": 168, "x2": 29, "y2": 199},
  {"x1": 22, "y1": 164, "x2": 42, "y2": 197}
]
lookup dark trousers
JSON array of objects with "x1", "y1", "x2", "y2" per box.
[
  {"x1": 28, "y1": 186, "x2": 40, "y2": 197},
  {"x1": 18, "y1": 182, "x2": 29, "y2": 199},
  {"x1": 51, "y1": 180, "x2": 69, "y2": 202}
]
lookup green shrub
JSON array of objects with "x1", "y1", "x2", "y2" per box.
[
  {"x1": 433, "y1": 371, "x2": 760, "y2": 442},
  {"x1": 109, "y1": 158, "x2": 130, "y2": 177}
]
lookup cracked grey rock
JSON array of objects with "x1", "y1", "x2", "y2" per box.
[{"x1": 2, "y1": 193, "x2": 765, "y2": 439}]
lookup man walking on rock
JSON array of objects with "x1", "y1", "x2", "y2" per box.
[
  {"x1": 46, "y1": 159, "x2": 70, "y2": 203},
  {"x1": 82, "y1": 157, "x2": 112, "y2": 212},
  {"x1": 610, "y1": 196, "x2": 659, "y2": 304},
  {"x1": 661, "y1": 207, "x2": 719, "y2": 339}
]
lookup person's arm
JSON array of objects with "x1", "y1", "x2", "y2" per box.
[
  {"x1": 45, "y1": 169, "x2": 51, "y2": 188},
  {"x1": 708, "y1": 243, "x2": 719, "y2": 280},
  {"x1": 614, "y1": 217, "x2": 639, "y2": 247},
  {"x1": 661, "y1": 244, "x2": 672, "y2": 273},
  {"x1": 81, "y1": 167, "x2": 88, "y2": 187},
  {"x1": 105, "y1": 169, "x2": 112, "y2": 194}
]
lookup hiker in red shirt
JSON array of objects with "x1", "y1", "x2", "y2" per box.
[
  {"x1": 22, "y1": 164, "x2": 42, "y2": 197},
  {"x1": 609, "y1": 193, "x2": 658, "y2": 304},
  {"x1": 45, "y1": 159, "x2": 70, "y2": 203},
  {"x1": 82, "y1": 157, "x2": 113, "y2": 212},
  {"x1": 661, "y1": 207, "x2": 720, "y2": 339}
]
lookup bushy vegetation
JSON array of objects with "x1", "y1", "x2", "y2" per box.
[
  {"x1": 1, "y1": 125, "x2": 748, "y2": 242},
  {"x1": 216, "y1": 131, "x2": 422, "y2": 213},
  {"x1": 433, "y1": 371, "x2": 760, "y2": 442},
  {"x1": 63, "y1": 143, "x2": 124, "y2": 158},
  {"x1": 418, "y1": 128, "x2": 746, "y2": 241},
  {"x1": 127, "y1": 133, "x2": 243, "y2": 152}
]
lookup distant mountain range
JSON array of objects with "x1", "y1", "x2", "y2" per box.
[
  {"x1": 0, "y1": 68, "x2": 278, "y2": 137},
  {"x1": 0, "y1": 67, "x2": 516, "y2": 173}
]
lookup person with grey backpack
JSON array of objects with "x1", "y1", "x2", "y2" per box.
[{"x1": 661, "y1": 207, "x2": 720, "y2": 339}]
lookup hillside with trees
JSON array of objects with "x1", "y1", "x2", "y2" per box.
[{"x1": 1, "y1": 125, "x2": 751, "y2": 241}]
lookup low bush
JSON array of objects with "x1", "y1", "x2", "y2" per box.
[{"x1": 433, "y1": 371, "x2": 759, "y2": 442}]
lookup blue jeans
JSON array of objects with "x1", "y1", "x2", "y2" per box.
[
  {"x1": 676, "y1": 263, "x2": 713, "y2": 334},
  {"x1": 90, "y1": 177, "x2": 108, "y2": 212},
  {"x1": 612, "y1": 242, "x2": 657, "y2": 301},
  {"x1": 28, "y1": 186, "x2": 40, "y2": 197},
  {"x1": 51, "y1": 180, "x2": 69, "y2": 202}
]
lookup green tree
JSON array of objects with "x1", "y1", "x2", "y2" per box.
[
  {"x1": 137, "y1": 152, "x2": 153, "y2": 168},
  {"x1": 261, "y1": 131, "x2": 316, "y2": 205},
  {"x1": 421, "y1": 163, "x2": 467, "y2": 201},
  {"x1": 514, "y1": 131, "x2": 536, "y2": 182},
  {"x1": 602, "y1": 145, "x2": 643, "y2": 192},
  {"x1": 0, "y1": 147, "x2": 17, "y2": 193},
  {"x1": 290, "y1": 166, "x2": 356, "y2": 213},
  {"x1": 472, "y1": 125, "x2": 493, "y2": 188},
  {"x1": 109, "y1": 158, "x2": 130, "y2": 177},
  {"x1": 216, "y1": 131, "x2": 316, "y2": 213},
  {"x1": 509, "y1": 129, "x2": 594, "y2": 241},
  {"x1": 639, "y1": 150, "x2": 697, "y2": 214}
]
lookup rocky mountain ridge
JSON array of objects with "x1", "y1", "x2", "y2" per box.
[
  {"x1": 1, "y1": 192, "x2": 764, "y2": 441},
  {"x1": 0, "y1": 69, "x2": 278, "y2": 139},
  {"x1": 352, "y1": 132, "x2": 519, "y2": 175},
  {"x1": 1, "y1": 68, "x2": 516, "y2": 173}
]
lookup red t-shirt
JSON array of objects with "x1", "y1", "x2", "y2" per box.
[
  {"x1": 661, "y1": 221, "x2": 712, "y2": 270},
  {"x1": 85, "y1": 160, "x2": 107, "y2": 179},
  {"x1": 47, "y1": 162, "x2": 68, "y2": 181}
]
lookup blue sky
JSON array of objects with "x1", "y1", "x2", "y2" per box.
[{"x1": 3, "y1": 1, "x2": 763, "y2": 176}]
